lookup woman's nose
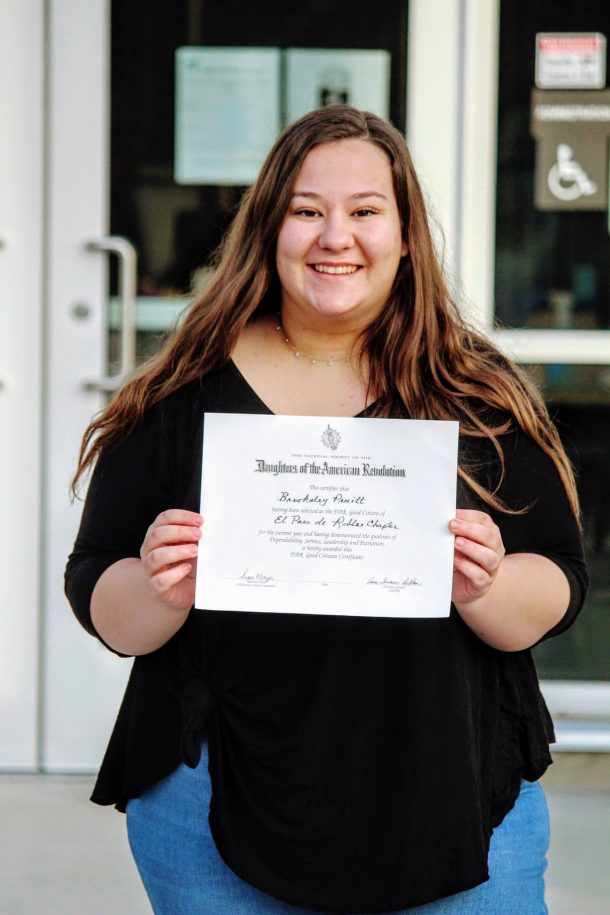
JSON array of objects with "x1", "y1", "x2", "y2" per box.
[{"x1": 318, "y1": 213, "x2": 353, "y2": 250}]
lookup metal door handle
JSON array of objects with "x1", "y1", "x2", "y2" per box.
[{"x1": 84, "y1": 236, "x2": 137, "y2": 392}]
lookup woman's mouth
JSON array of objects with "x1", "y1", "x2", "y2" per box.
[{"x1": 309, "y1": 264, "x2": 361, "y2": 275}]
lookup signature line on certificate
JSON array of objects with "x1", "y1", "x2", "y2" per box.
[{"x1": 298, "y1": 580, "x2": 347, "y2": 585}]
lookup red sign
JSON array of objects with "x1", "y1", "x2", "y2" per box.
[{"x1": 535, "y1": 33, "x2": 606, "y2": 89}]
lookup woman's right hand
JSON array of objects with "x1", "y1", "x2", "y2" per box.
[{"x1": 140, "y1": 509, "x2": 203, "y2": 612}]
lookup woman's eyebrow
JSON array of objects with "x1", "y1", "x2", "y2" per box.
[
  {"x1": 291, "y1": 190, "x2": 389, "y2": 200},
  {"x1": 351, "y1": 191, "x2": 389, "y2": 201}
]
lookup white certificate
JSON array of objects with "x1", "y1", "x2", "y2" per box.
[{"x1": 195, "y1": 413, "x2": 458, "y2": 618}]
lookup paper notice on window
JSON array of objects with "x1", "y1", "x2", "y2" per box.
[
  {"x1": 174, "y1": 47, "x2": 280, "y2": 185},
  {"x1": 286, "y1": 48, "x2": 391, "y2": 122}
]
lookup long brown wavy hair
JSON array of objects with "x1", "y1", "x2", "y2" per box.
[{"x1": 72, "y1": 105, "x2": 579, "y2": 519}]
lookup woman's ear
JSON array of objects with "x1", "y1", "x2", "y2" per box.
[{"x1": 401, "y1": 239, "x2": 409, "y2": 258}]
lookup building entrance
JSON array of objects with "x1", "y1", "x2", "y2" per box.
[{"x1": 41, "y1": 0, "x2": 410, "y2": 769}]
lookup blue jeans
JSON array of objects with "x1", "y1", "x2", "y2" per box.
[{"x1": 127, "y1": 744, "x2": 549, "y2": 914}]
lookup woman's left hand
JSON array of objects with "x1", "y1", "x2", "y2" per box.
[{"x1": 449, "y1": 509, "x2": 506, "y2": 608}]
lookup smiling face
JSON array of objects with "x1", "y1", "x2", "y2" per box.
[{"x1": 275, "y1": 138, "x2": 407, "y2": 331}]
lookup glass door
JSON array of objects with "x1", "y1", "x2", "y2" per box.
[
  {"x1": 496, "y1": 0, "x2": 610, "y2": 747},
  {"x1": 108, "y1": 0, "x2": 408, "y2": 342},
  {"x1": 460, "y1": 0, "x2": 610, "y2": 744},
  {"x1": 44, "y1": 0, "x2": 410, "y2": 768}
]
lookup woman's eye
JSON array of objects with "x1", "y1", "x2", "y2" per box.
[
  {"x1": 294, "y1": 208, "x2": 319, "y2": 217},
  {"x1": 354, "y1": 207, "x2": 378, "y2": 217}
]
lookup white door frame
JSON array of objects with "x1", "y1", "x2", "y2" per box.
[{"x1": 0, "y1": 0, "x2": 44, "y2": 770}]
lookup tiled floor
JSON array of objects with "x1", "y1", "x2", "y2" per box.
[{"x1": 1, "y1": 754, "x2": 609, "y2": 915}]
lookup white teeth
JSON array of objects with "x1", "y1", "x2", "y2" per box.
[{"x1": 312, "y1": 264, "x2": 359, "y2": 275}]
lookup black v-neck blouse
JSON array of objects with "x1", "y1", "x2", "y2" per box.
[{"x1": 65, "y1": 362, "x2": 588, "y2": 914}]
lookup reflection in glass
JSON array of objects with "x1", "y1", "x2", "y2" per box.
[
  {"x1": 525, "y1": 365, "x2": 610, "y2": 680},
  {"x1": 110, "y1": 0, "x2": 408, "y2": 299},
  {"x1": 495, "y1": 0, "x2": 610, "y2": 330}
]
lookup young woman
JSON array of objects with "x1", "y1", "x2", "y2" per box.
[{"x1": 66, "y1": 105, "x2": 588, "y2": 914}]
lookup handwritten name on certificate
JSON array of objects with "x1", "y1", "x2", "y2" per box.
[{"x1": 195, "y1": 413, "x2": 458, "y2": 618}]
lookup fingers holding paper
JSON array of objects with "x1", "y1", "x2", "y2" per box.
[
  {"x1": 140, "y1": 509, "x2": 203, "y2": 610},
  {"x1": 449, "y1": 509, "x2": 505, "y2": 608}
]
